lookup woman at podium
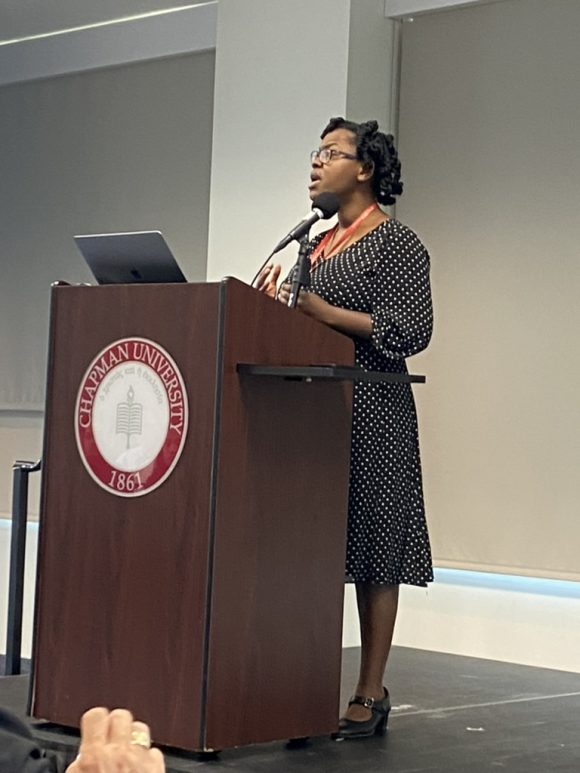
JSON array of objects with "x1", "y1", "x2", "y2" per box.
[{"x1": 257, "y1": 117, "x2": 433, "y2": 740}]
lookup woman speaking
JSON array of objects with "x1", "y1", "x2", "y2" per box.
[{"x1": 257, "y1": 117, "x2": 433, "y2": 740}]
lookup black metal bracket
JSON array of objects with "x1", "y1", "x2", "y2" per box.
[
  {"x1": 236, "y1": 363, "x2": 425, "y2": 384},
  {"x1": 5, "y1": 459, "x2": 41, "y2": 676}
]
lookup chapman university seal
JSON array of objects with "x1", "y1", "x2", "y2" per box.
[{"x1": 75, "y1": 337, "x2": 188, "y2": 497}]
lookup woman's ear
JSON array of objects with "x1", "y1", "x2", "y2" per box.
[{"x1": 357, "y1": 160, "x2": 374, "y2": 183}]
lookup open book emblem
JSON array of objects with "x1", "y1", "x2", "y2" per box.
[
  {"x1": 116, "y1": 386, "x2": 143, "y2": 449},
  {"x1": 75, "y1": 337, "x2": 188, "y2": 498}
]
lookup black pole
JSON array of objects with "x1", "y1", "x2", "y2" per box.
[
  {"x1": 5, "y1": 459, "x2": 41, "y2": 676},
  {"x1": 286, "y1": 235, "x2": 311, "y2": 309}
]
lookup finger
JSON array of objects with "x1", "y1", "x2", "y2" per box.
[
  {"x1": 108, "y1": 746, "x2": 135, "y2": 773},
  {"x1": 123, "y1": 744, "x2": 164, "y2": 773},
  {"x1": 79, "y1": 707, "x2": 110, "y2": 747},
  {"x1": 262, "y1": 280, "x2": 276, "y2": 296},
  {"x1": 107, "y1": 708, "x2": 133, "y2": 746},
  {"x1": 255, "y1": 264, "x2": 273, "y2": 290},
  {"x1": 69, "y1": 747, "x2": 109, "y2": 773},
  {"x1": 257, "y1": 275, "x2": 274, "y2": 294},
  {"x1": 147, "y1": 747, "x2": 166, "y2": 773},
  {"x1": 130, "y1": 721, "x2": 152, "y2": 750},
  {"x1": 265, "y1": 265, "x2": 281, "y2": 286}
]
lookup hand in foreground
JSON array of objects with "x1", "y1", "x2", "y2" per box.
[
  {"x1": 66, "y1": 707, "x2": 165, "y2": 773},
  {"x1": 254, "y1": 263, "x2": 281, "y2": 298},
  {"x1": 277, "y1": 282, "x2": 332, "y2": 324}
]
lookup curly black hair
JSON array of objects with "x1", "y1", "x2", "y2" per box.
[{"x1": 321, "y1": 117, "x2": 403, "y2": 206}]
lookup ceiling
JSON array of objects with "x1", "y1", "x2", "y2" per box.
[
  {"x1": 0, "y1": 0, "x2": 507, "y2": 46},
  {"x1": 0, "y1": 1, "x2": 208, "y2": 44}
]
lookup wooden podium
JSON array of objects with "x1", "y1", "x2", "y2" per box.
[{"x1": 30, "y1": 278, "x2": 355, "y2": 751}]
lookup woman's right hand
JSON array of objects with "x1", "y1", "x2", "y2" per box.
[{"x1": 254, "y1": 263, "x2": 281, "y2": 298}]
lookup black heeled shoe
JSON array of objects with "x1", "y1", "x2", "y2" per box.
[{"x1": 333, "y1": 688, "x2": 391, "y2": 740}]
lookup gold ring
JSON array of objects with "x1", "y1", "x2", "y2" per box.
[{"x1": 130, "y1": 729, "x2": 151, "y2": 749}]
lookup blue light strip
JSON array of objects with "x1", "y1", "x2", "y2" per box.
[{"x1": 433, "y1": 567, "x2": 580, "y2": 599}]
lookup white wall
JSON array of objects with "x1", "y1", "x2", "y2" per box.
[
  {"x1": 392, "y1": 571, "x2": 580, "y2": 673},
  {"x1": 207, "y1": 0, "x2": 351, "y2": 284},
  {"x1": 0, "y1": 521, "x2": 39, "y2": 660}
]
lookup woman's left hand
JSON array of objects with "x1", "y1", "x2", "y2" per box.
[{"x1": 277, "y1": 283, "x2": 332, "y2": 324}]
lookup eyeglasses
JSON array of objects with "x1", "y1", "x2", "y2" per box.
[{"x1": 310, "y1": 148, "x2": 358, "y2": 165}]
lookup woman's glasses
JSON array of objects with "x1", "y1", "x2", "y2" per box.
[{"x1": 310, "y1": 148, "x2": 358, "y2": 165}]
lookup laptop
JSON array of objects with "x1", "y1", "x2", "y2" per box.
[{"x1": 74, "y1": 230, "x2": 187, "y2": 284}]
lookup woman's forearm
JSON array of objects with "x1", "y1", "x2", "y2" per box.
[{"x1": 320, "y1": 304, "x2": 372, "y2": 339}]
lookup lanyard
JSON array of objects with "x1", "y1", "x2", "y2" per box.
[{"x1": 310, "y1": 202, "x2": 379, "y2": 269}]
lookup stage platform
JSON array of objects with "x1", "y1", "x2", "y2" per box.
[{"x1": 2, "y1": 646, "x2": 580, "y2": 771}]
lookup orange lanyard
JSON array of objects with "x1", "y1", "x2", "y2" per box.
[{"x1": 310, "y1": 203, "x2": 379, "y2": 269}]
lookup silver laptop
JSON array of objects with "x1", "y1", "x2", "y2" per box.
[{"x1": 74, "y1": 230, "x2": 187, "y2": 284}]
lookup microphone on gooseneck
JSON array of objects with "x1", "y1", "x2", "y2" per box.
[
  {"x1": 270, "y1": 192, "x2": 340, "y2": 256},
  {"x1": 250, "y1": 192, "x2": 340, "y2": 287},
  {"x1": 285, "y1": 192, "x2": 339, "y2": 308}
]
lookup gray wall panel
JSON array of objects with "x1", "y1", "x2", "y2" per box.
[
  {"x1": 397, "y1": 0, "x2": 580, "y2": 579},
  {"x1": 0, "y1": 51, "x2": 214, "y2": 408}
]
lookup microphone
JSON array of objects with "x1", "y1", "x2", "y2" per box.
[
  {"x1": 270, "y1": 192, "x2": 339, "y2": 256},
  {"x1": 284, "y1": 193, "x2": 339, "y2": 308},
  {"x1": 250, "y1": 192, "x2": 339, "y2": 288}
]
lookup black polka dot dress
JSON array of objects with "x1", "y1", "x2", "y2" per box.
[{"x1": 308, "y1": 219, "x2": 434, "y2": 587}]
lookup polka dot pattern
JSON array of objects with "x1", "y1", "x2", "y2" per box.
[{"x1": 308, "y1": 219, "x2": 434, "y2": 587}]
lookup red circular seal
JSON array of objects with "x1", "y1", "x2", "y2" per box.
[{"x1": 75, "y1": 337, "x2": 188, "y2": 497}]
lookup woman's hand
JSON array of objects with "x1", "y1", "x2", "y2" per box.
[
  {"x1": 277, "y1": 282, "x2": 332, "y2": 324},
  {"x1": 278, "y1": 282, "x2": 373, "y2": 338},
  {"x1": 66, "y1": 707, "x2": 165, "y2": 773},
  {"x1": 254, "y1": 263, "x2": 281, "y2": 298}
]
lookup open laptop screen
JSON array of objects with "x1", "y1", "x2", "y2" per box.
[{"x1": 74, "y1": 230, "x2": 187, "y2": 284}]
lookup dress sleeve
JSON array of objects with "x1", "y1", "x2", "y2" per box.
[{"x1": 369, "y1": 225, "x2": 433, "y2": 359}]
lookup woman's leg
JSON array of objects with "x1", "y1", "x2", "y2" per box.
[{"x1": 343, "y1": 583, "x2": 399, "y2": 721}]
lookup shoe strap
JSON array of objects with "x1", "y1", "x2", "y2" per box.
[{"x1": 348, "y1": 694, "x2": 389, "y2": 715}]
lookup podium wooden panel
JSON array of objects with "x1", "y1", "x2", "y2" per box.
[{"x1": 30, "y1": 278, "x2": 354, "y2": 751}]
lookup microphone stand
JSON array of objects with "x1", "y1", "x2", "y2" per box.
[{"x1": 287, "y1": 235, "x2": 311, "y2": 308}]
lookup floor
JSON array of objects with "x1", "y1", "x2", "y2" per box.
[{"x1": 2, "y1": 646, "x2": 580, "y2": 771}]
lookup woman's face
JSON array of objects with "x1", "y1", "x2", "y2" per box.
[{"x1": 309, "y1": 128, "x2": 364, "y2": 202}]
